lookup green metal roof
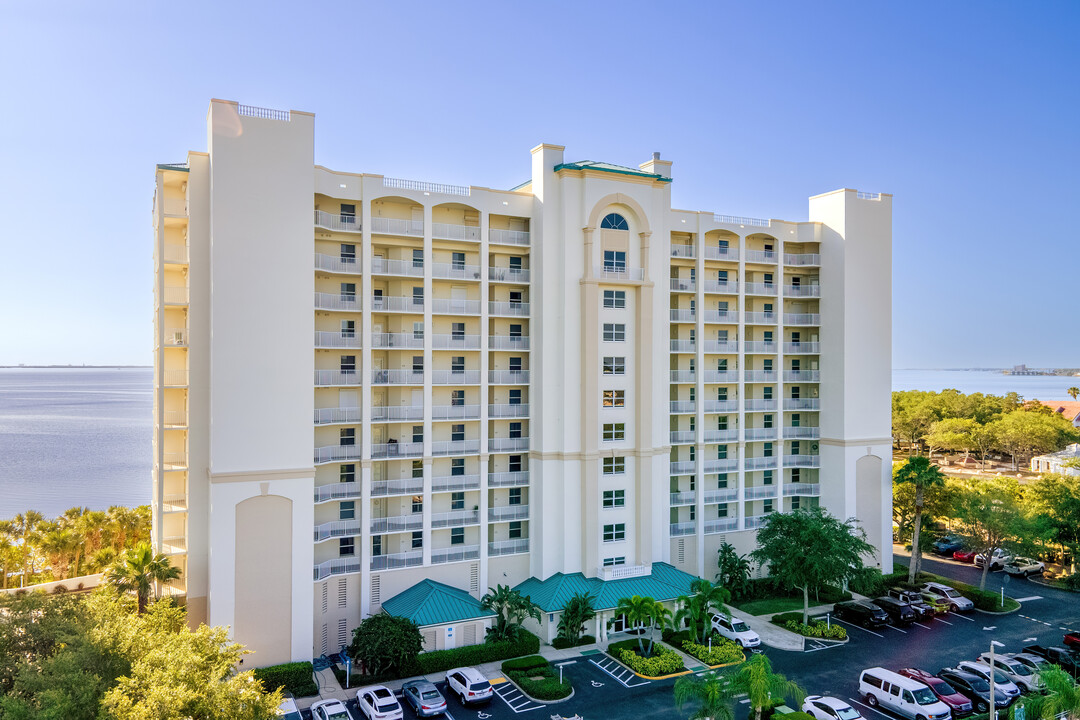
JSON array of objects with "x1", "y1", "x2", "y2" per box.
[
  {"x1": 381, "y1": 579, "x2": 495, "y2": 627},
  {"x1": 513, "y1": 563, "x2": 698, "y2": 613},
  {"x1": 553, "y1": 160, "x2": 672, "y2": 183}
]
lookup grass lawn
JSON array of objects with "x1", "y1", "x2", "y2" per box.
[{"x1": 730, "y1": 596, "x2": 807, "y2": 616}]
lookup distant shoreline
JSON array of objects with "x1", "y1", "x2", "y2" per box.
[{"x1": 0, "y1": 365, "x2": 152, "y2": 369}]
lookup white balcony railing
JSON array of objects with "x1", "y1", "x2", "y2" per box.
[
  {"x1": 784, "y1": 455, "x2": 821, "y2": 468},
  {"x1": 704, "y1": 400, "x2": 739, "y2": 413},
  {"x1": 670, "y1": 278, "x2": 696, "y2": 292},
  {"x1": 784, "y1": 253, "x2": 820, "y2": 266},
  {"x1": 371, "y1": 369, "x2": 425, "y2": 385},
  {"x1": 432, "y1": 222, "x2": 481, "y2": 242},
  {"x1": 744, "y1": 283, "x2": 777, "y2": 296},
  {"x1": 489, "y1": 228, "x2": 530, "y2": 246},
  {"x1": 783, "y1": 483, "x2": 821, "y2": 496},
  {"x1": 783, "y1": 426, "x2": 820, "y2": 439},
  {"x1": 670, "y1": 521, "x2": 696, "y2": 537},
  {"x1": 371, "y1": 332, "x2": 424, "y2": 349},
  {"x1": 163, "y1": 369, "x2": 188, "y2": 386},
  {"x1": 383, "y1": 176, "x2": 469, "y2": 196},
  {"x1": 489, "y1": 538, "x2": 530, "y2": 556},
  {"x1": 432, "y1": 334, "x2": 482, "y2": 350},
  {"x1": 597, "y1": 564, "x2": 651, "y2": 581},
  {"x1": 314, "y1": 483, "x2": 363, "y2": 502},
  {"x1": 371, "y1": 257, "x2": 424, "y2": 277},
  {"x1": 744, "y1": 456, "x2": 778, "y2": 470},
  {"x1": 670, "y1": 491, "x2": 696, "y2": 505},
  {"x1": 432, "y1": 370, "x2": 482, "y2": 385},
  {"x1": 489, "y1": 301, "x2": 530, "y2": 316},
  {"x1": 670, "y1": 460, "x2": 696, "y2": 474},
  {"x1": 704, "y1": 246, "x2": 739, "y2": 261},
  {"x1": 314, "y1": 370, "x2": 361, "y2": 386},
  {"x1": 704, "y1": 280, "x2": 738, "y2": 294},
  {"x1": 370, "y1": 217, "x2": 424, "y2": 237},
  {"x1": 703, "y1": 488, "x2": 739, "y2": 504},
  {"x1": 431, "y1": 474, "x2": 481, "y2": 492},
  {"x1": 489, "y1": 504, "x2": 529, "y2": 522},
  {"x1": 488, "y1": 471, "x2": 530, "y2": 487},
  {"x1": 489, "y1": 403, "x2": 529, "y2": 418},
  {"x1": 314, "y1": 445, "x2": 363, "y2": 464},
  {"x1": 671, "y1": 245, "x2": 696, "y2": 258},
  {"x1": 703, "y1": 458, "x2": 739, "y2": 473},
  {"x1": 670, "y1": 339, "x2": 696, "y2": 353},
  {"x1": 431, "y1": 509, "x2": 481, "y2": 528},
  {"x1": 488, "y1": 370, "x2": 529, "y2": 384},
  {"x1": 371, "y1": 296, "x2": 424, "y2": 314},
  {"x1": 670, "y1": 308, "x2": 696, "y2": 322},
  {"x1": 489, "y1": 335, "x2": 530, "y2": 350},
  {"x1": 670, "y1": 430, "x2": 696, "y2": 444},
  {"x1": 431, "y1": 404, "x2": 481, "y2": 420},
  {"x1": 744, "y1": 342, "x2": 777, "y2": 354},
  {"x1": 371, "y1": 441, "x2": 424, "y2": 459},
  {"x1": 432, "y1": 263, "x2": 482, "y2": 281},
  {"x1": 744, "y1": 427, "x2": 777, "y2": 440},
  {"x1": 489, "y1": 267, "x2": 531, "y2": 283},
  {"x1": 704, "y1": 340, "x2": 740, "y2": 353},
  {"x1": 315, "y1": 252, "x2": 362, "y2": 274},
  {"x1": 314, "y1": 209, "x2": 362, "y2": 233},
  {"x1": 315, "y1": 331, "x2": 362, "y2": 348},
  {"x1": 370, "y1": 477, "x2": 424, "y2": 496},
  {"x1": 703, "y1": 310, "x2": 738, "y2": 323},
  {"x1": 315, "y1": 293, "x2": 360, "y2": 312},
  {"x1": 784, "y1": 285, "x2": 821, "y2": 298},
  {"x1": 163, "y1": 286, "x2": 189, "y2": 304},
  {"x1": 783, "y1": 370, "x2": 820, "y2": 382},
  {"x1": 714, "y1": 214, "x2": 769, "y2": 227},
  {"x1": 784, "y1": 398, "x2": 821, "y2": 410},
  {"x1": 489, "y1": 437, "x2": 529, "y2": 452},
  {"x1": 744, "y1": 515, "x2": 770, "y2": 529},
  {"x1": 744, "y1": 250, "x2": 778, "y2": 263},
  {"x1": 370, "y1": 405, "x2": 424, "y2": 422},
  {"x1": 783, "y1": 313, "x2": 820, "y2": 326},
  {"x1": 703, "y1": 370, "x2": 739, "y2": 383},
  {"x1": 370, "y1": 551, "x2": 423, "y2": 572},
  {"x1": 161, "y1": 535, "x2": 187, "y2": 554},
  {"x1": 669, "y1": 370, "x2": 696, "y2": 383},
  {"x1": 432, "y1": 298, "x2": 481, "y2": 315},
  {"x1": 314, "y1": 519, "x2": 362, "y2": 542},
  {"x1": 744, "y1": 312, "x2": 778, "y2": 324},
  {"x1": 314, "y1": 407, "x2": 363, "y2": 425},
  {"x1": 744, "y1": 371, "x2": 778, "y2": 382},
  {"x1": 314, "y1": 557, "x2": 363, "y2": 580},
  {"x1": 670, "y1": 401, "x2": 696, "y2": 413},
  {"x1": 431, "y1": 545, "x2": 480, "y2": 564},
  {"x1": 431, "y1": 439, "x2": 482, "y2": 456},
  {"x1": 165, "y1": 327, "x2": 188, "y2": 346},
  {"x1": 745, "y1": 484, "x2": 778, "y2": 499},
  {"x1": 704, "y1": 518, "x2": 739, "y2": 534},
  {"x1": 744, "y1": 399, "x2": 778, "y2": 411},
  {"x1": 163, "y1": 409, "x2": 187, "y2": 427},
  {"x1": 595, "y1": 266, "x2": 645, "y2": 281},
  {"x1": 370, "y1": 514, "x2": 424, "y2": 534},
  {"x1": 162, "y1": 493, "x2": 187, "y2": 512},
  {"x1": 163, "y1": 244, "x2": 188, "y2": 264},
  {"x1": 784, "y1": 342, "x2": 821, "y2": 354},
  {"x1": 703, "y1": 429, "x2": 739, "y2": 443}
]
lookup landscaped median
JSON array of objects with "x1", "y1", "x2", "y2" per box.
[
  {"x1": 608, "y1": 638, "x2": 687, "y2": 678},
  {"x1": 770, "y1": 612, "x2": 847, "y2": 641},
  {"x1": 662, "y1": 629, "x2": 746, "y2": 667},
  {"x1": 500, "y1": 656, "x2": 573, "y2": 702}
]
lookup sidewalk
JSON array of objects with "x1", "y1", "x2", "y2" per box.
[{"x1": 736, "y1": 597, "x2": 864, "y2": 652}]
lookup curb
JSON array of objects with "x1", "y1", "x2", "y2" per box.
[
  {"x1": 974, "y1": 603, "x2": 1021, "y2": 615},
  {"x1": 603, "y1": 650, "x2": 692, "y2": 681},
  {"x1": 1027, "y1": 576, "x2": 1080, "y2": 593},
  {"x1": 496, "y1": 674, "x2": 575, "y2": 705}
]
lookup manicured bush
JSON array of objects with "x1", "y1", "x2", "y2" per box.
[
  {"x1": 681, "y1": 638, "x2": 744, "y2": 665},
  {"x1": 777, "y1": 712, "x2": 816, "y2": 720},
  {"x1": 662, "y1": 628, "x2": 693, "y2": 645},
  {"x1": 615, "y1": 644, "x2": 685, "y2": 677},
  {"x1": 414, "y1": 630, "x2": 540, "y2": 676},
  {"x1": 502, "y1": 655, "x2": 549, "y2": 672},
  {"x1": 778, "y1": 618, "x2": 846, "y2": 640},
  {"x1": 551, "y1": 633, "x2": 596, "y2": 650},
  {"x1": 253, "y1": 661, "x2": 319, "y2": 697},
  {"x1": 502, "y1": 658, "x2": 572, "y2": 700}
]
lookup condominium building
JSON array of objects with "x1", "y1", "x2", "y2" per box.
[{"x1": 152, "y1": 99, "x2": 893, "y2": 667}]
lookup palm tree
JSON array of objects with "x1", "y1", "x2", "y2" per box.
[
  {"x1": 38, "y1": 525, "x2": 76, "y2": 580},
  {"x1": 0, "y1": 520, "x2": 16, "y2": 589},
  {"x1": 1022, "y1": 665, "x2": 1080, "y2": 720},
  {"x1": 675, "y1": 669, "x2": 737, "y2": 720},
  {"x1": 612, "y1": 595, "x2": 658, "y2": 656},
  {"x1": 13, "y1": 510, "x2": 43, "y2": 586},
  {"x1": 556, "y1": 592, "x2": 597, "y2": 645},
  {"x1": 894, "y1": 455, "x2": 946, "y2": 582},
  {"x1": 479, "y1": 584, "x2": 541, "y2": 643},
  {"x1": 647, "y1": 599, "x2": 672, "y2": 657},
  {"x1": 676, "y1": 579, "x2": 732, "y2": 643},
  {"x1": 1068, "y1": 387, "x2": 1079, "y2": 402},
  {"x1": 105, "y1": 542, "x2": 181, "y2": 614},
  {"x1": 730, "y1": 652, "x2": 805, "y2": 720}
]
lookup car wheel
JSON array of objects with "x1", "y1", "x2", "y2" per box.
[
  {"x1": 950, "y1": 604, "x2": 959, "y2": 612},
  {"x1": 738, "y1": 640, "x2": 746, "y2": 648},
  {"x1": 977, "y1": 702, "x2": 988, "y2": 713},
  {"x1": 866, "y1": 694, "x2": 879, "y2": 708},
  {"x1": 917, "y1": 714, "x2": 928, "y2": 720}
]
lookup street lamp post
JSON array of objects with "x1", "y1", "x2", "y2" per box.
[{"x1": 989, "y1": 640, "x2": 1004, "y2": 720}]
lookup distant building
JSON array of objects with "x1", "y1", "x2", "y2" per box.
[
  {"x1": 1031, "y1": 443, "x2": 1080, "y2": 476},
  {"x1": 1038, "y1": 400, "x2": 1080, "y2": 429}
]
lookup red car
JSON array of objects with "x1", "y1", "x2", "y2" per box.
[
  {"x1": 1065, "y1": 632, "x2": 1080, "y2": 651},
  {"x1": 953, "y1": 549, "x2": 978, "y2": 563},
  {"x1": 899, "y1": 668, "x2": 974, "y2": 717}
]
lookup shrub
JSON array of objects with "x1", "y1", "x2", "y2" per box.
[
  {"x1": 616, "y1": 645, "x2": 684, "y2": 677},
  {"x1": 551, "y1": 633, "x2": 596, "y2": 650},
  {"x1": 349, "y1": 614, "x2": 423, "y2": 679},
  {"x1": 253, "y1": 661, "x2": 319, "y2": 697},
  {"x1": 414, "y1": 630, "x2": 539, "y2": 676},
  {"x1": 502, "y1": 659, "x2": 572, "y2": 700},
  {"x1": 502, "y1": 655, "x2": 549, "y2": 672},
  {"x1": 848, "y1": 568, "x2": 912, "y2": 597},
  {"x1": 681, "y1": 638, "x2": 744, "y2": 665},
  {"x1": 778, "y1": 712, "x2": 816, "y2": 720},
  {"x1": 662, "y1": 628, "x2": 693, "y2": 645}
]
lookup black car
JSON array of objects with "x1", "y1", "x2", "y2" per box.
[
  {"x1": 937, "y1": 669, "x2": 1012, "y2": 714},
  {"x1": 872, "y1": 596, "x2": 918, "y2": 625},
  {"x1": 833, "y1": 601, "x2": 888, "y2": 628},
  {"x1": 933, "y1": 535, "x2": 965, "y2": 556},
  {"x1": 887, "y1": 587, "x2": 935, "y2": 619},
  {"x1": 1022, "y1": 645, "x2": 1080, "y2": 679}
]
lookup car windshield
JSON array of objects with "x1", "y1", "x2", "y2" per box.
[
  {"x1": 376, "y1": 700, "x2": 399, "y2": 711},
  {"x1": 836, "y1": 707, "x2": 861, "y2": 720},
  {"x1": 990, "y1": 669, "x2": 1010, "y2": 684},
  {"x1": 421, "y1": 690, "x2": 441, "y2": 700},
  {"x1": 732, "y1": 621, "x2": 750, "y2": 632},
  {"x1": 943, "y1": 589, "x2": 962, "y2": 599},
  {"x1": 326, "y1": 710, "x2": 350, "y2": 720},
  {"x1": 1010, "y1": 664, "x2": 1032, "y2": 676},
  {"x1": 471, "y1": 681, "x2": 491, "y2": 691},
  {"x1": 970, "y1": 679, "x2": 990, "y2": 693},
  {"x1": 930, "y1": 681, "x2": 956, "y2": 695},
  {"x1": 913, "y1": 688, "x2": 938, "y2": 705}
]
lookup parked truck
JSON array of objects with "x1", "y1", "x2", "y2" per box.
[{"x1": 1021, "y1": 645, "x2": 1080, "y2": 679}]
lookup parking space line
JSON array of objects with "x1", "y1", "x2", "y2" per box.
[
  {"x1": 912, "y1": 622, "x2": 931, "y2": 630},
  {"x1": 949, "y1": 612, "x2": 975, "y2": 622},
  {"x1": 936, "y1": 617, "x2": 953, "y2": 626},
  {"x1": 831, "y1": 617, "x2": 884, "y2": 638},
  {"x1": 1014, "y1": 596, "x2": 1042, "y2": 602},
  {"x1": 849, "y1": 697, "x2": 895, "y2": 720},
  {"x1": 493, "y1": 681, "x2": 544, "y2": 713},
  {"x1": 589, "y1": 657, "x2": 651, "y2": 688},
  {"x1": 885, "y1": 625, "x2": 908, "y2": 634}
]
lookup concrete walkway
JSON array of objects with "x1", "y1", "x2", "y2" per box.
[{"x1": 736, "y1": 597, "x2": 867, "y2": 652}]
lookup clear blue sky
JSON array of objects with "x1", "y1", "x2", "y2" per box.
[{"x1": 1, "y1": 1, "x2": 1076, "y2": 368}]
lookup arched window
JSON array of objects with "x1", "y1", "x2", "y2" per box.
[{"x1": 600, "y1": 213, "x2": 629, "y2": 231}]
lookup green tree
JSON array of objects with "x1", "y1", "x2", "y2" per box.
[
  {"x1": 925, "y1": 418, "x2": 977, "y2": 461},
  {"x1": 612, "y1": 595, "x2": 661, "y2": 656},
  {"x1": 38, "y1": 525, "x2": 77, "y2": 580},
  {"x1": 989, "y1": 410, "x2": 1079, "y2": 471},
  {"x1": 12, "y1": 511, "x2": 44, "y2": 586},
  {"x1": 750, "y1": 507, "x2": 875, "y2": 625},
  {"x1": 1068, "y1": 387, "x2": 1079, "y2": 401},
  {"x1": 717, "y1": 542, "x2": 753, "y2": 599},
  {"x1": 951, "y1": 477, "x2": 1023, "y2": 590},
  {"x1": 1024, "y1": 472, "x2": 1080, "y2": 573},
  {"x1": 556, "y1": 592, "x2": 596, "y2": 646},
  {"x1": 970, "y1": 423, "x2": 997, "y2": 469},
  {"x1": 674, "y1": 669, "x2": 736, "y2": 720},
  {"x1": 105, "y1": 542, "x2": 182, "y2": 614},
  {"x1": 892, "y1": 470, "x2": 955, "y2": 547},
  {"x1": 729, "y1": 652, "x2": 805, "y2": 720},
  {"x1": 348, "y1": 614, "x2": 423, "y2": 678},
  {"x1": 894, "y1": 456, "x2": 947, "y2": 582},
  {"x1": 480, "y1": 584, "x2": 541, "y2": 643},
  {"x1": 675, "y1": 579, "x2": 731, "y2": 643},
  {"x1": 1021, "y1": 665, "x2": 1080, "y2": 720}
]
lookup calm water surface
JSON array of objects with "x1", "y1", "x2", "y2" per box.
[{"x1": 0, "y1": 367, "x2": 1076, "y2": 518}]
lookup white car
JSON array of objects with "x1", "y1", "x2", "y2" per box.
[
  {"x1": 445, "y1": 666, "x2": 493, "y2": 706},
  {"x1": 978, "y1": 652, "x2": 1043, "y2": 692},
  {"x1": 355, "y1": 685, "x2": 403, "y2": 720},
  {"x1": 803, "y1": 695, "x2": 865, "y2": 720},
  {"x1": 711, "y1": 613, "x2": 761, "y2": 648},
  {"x1": 974, "y1": 548, "x2": 1014, "y2": 570},
  {"x1": 920, "y1": 582, "x2": 974, "y2": 612},
  {"x1": 1004, "y1": 557, "x2": 1046, "y2": 577},
  {"x1": 277, "y1": 697, "x2": 302, "y2": 720},
  {"x1": 956, "y1": 661, "x2": 1021, "y2": 699},
  {"x1": 311, "y1": 699, "x2": 355, "y2": 720}
]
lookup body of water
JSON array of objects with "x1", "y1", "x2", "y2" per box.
[{"x1": 0, "y1": 367, "x2": 1077, "y2": 519}]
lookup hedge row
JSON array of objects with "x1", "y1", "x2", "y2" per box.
[
  {"x1": 734, "y1": 577, "x2": 851, "y2": 604},
  {"x1": 502, "y1": 659, "x2": 572, "y2": 701},
  {"x1": 502, "y1": 655, "x2": 549, "y2": 672},
  {"x1": 681, "y1": 638, "x2": 744, "y2": 665},
  {"x1": 413, "y1": 630, "x2": 540, "y2": 676},
  {"x1": 613, "y1": 643, "x2": 685, "y2": 677},
  {"x1": 252, "y1": 661, "x2": 319, "y2": 697},
  {"x1": 921, "y1": 573, "x2": 1019, "y2": 612},
  {"x1": 551, "y1": 634, "x2": 596, "y2": 650},
  {"x1": 771, "y1": 612, "x2": 846, "y2": 640}
]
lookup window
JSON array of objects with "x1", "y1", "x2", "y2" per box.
[
  {"x1": 372, "y1": 288, "x2": 384, "y2": 309},
  {"x1": 508, "y1": 455, "x2": 523, "y2": 472},
  {"x1": 717, "y1": 387, "x2": 728, "y2": 401},
  {"x1": 413, "y1": 321, "x2": 424, "y2": 339},
  {"x1": 603, "y1": 423, "x2": 625, "y2": 441},
  {"x1": 717, "y1": 416, "x2": 728, "y2": 430},
  {"x1": 509, "y1": 255, "x2": 522, "y2": 271},
  {"x1": 763, "y1": 414, "x2": 774, "y2": 429},
  {"x1": 603, "y1": 490, "x2": 625, "y2": 508},
  {"x1": 603, "y1": 290, "x2": 626, "y2": 308},
  {"x1": 452, "y1": 424, "x2": 465, "y2": 442},
  {"x1": 603, "y1": 323, "x2": 625, "y2": 341},
  {"x1": 340, "y1": 282, "x2": 356, "y2": 300},
  {"x1": 339, "y1": 501, "x2": 355, "y2": 520},
  {"x1": 791, "y1": 386, "x2": 801, "y2": 399},
  {"x1": 791, "y1": 468, "x2": 801, "y2": 482},
  {"x1": 411, "y1": 495, "x2": 423, "y2": 513},
  {"x1": 341, "y1": 319, "x2": 355, "y2": 338},
  {"x1": 412, "y1": 249, "x2": 424, "y2": 268},
  {"x1": 717, "y1": 445, "x2": 728, "y2": 460},
  {"x1": 690, "y1": 505, "x2": 696, "y2": 521},
  {"x1": 339, "y1": 203, "x2": 356, "y2": 221},
  {"x1": 451, "y1": 527, "x2": 465, "y2": 545},
  {"x1": 792, "y1": 496, "x2": 801, "y2": 510},
  {"x1": 412, "y1": 356, "x2": 424, "y2": 373},
  {"x1": 509, "y1": 422, "x2": 522, "y2": 438},
  {"x1": 763, "y1": 386, "x2": 773, "y2": 400},
  {"x1": 509, "y1": 488, "x2": 522, "y2": 505},
  {"x1": 451, "y1": 458, "x2": 465, "y2": 476},
  {"x1": 764, "y1": 499, "x2": 775, "y2": 513},
  {"x1": 411, "y1": 531, "x2": 423, "y2": 549},
  {"x1": 339, "y1": 537, "x2": 355, "y2": 556},
  {"x1": 340, "y1": 355, "x2": 356, "y2": 372},
  {"x1": 340, "y1": 243, "x2": 356, "y2": 261},
  {"x1": 452, "y1": 322, "x2": 465, "y2": 339},
  {"x1": 763, "y1": 272, "x2": 773, "y2": 286},
  {"x1": 452, "y1": 356, "x2": 465, "y2": 373},
  {"x1": 603, "y1": 356, "x2": 625, "y2": 374},
  {"x1": 764, "y1": 470, "x2": 774, "y2": 485},
  {"x1": 792, "y1": 441, "x2": 801, "y2": 455},
  {"x1": 452, "y1": 251, "x2": 465, "y2": 269},
  {"x1": 791, "y1": 413, "x2": 801, "y2": 427},
  {"x1": 510, "y1": 290, "x2": 523, "y2": 306},
  {"x1": 509, "y1": 389, "x2": 522, "y2": 405},
  {"x1": 509, "y1": 356, "x2": 522, "y2": 372},
  {"x1": 763, "y1": 358, "x2": 773, "y2": 371},
  {"x1": 412, "y1": 460, "x2": 423, "y2": 478},
  {"x1": 412, "y1": 425, "x2": 423, "y2": 443},
  {"x1": 791, "y1": 276, "x2": 802, "y2": 287},
  {"x1": 451, "y1": 492, "x2": 465, "y2": 510},
  {"x1": 717, "y1": 473, "x2": 728, "y2": 488},
  {"x1": 508, "y1": 521, "x2": 523, "y2": 539},
  {"x1": 763, "y1": 330, "x2": 774, "y2": 343},
  {"x1": 603, "y1": 457, "x2": 626, "y2": 475},
  {"x1": 509, "y1": 323, "x2": 522, "y2": 339},
  {"x1": 451, "y1": 390, "x2": 465, "y2": 406},
  {"x1": 603, "y1": 523, "x2": 626, "y2": 542},
  {"x1": 603, "y1": 556, "x2": 626, "y2": 567},
  {"x1": 371, "y1": 536, "x2": 381, "y2": 557},
  {"x1": 603, "y1": 390, "x2": 625, "y2": 407},
  {"x1": 718, "y1": 269, "x2": 729, "y2": 282},
  {"x1": 764, "y1": 442, "x2": 774, "y2": 458},
  {"x1": 340, "y1": 464, "x2": 356, "y2": 483},
  {"x1": 412, "y1": 286, "x2": 424, "y2": 305},
  {"x1": 718, "y1": 504, "x2": 729, "y2": 518},
  {"x1": 601, "y1": 213, "x2": 629, "y2": 231},
  {"x1": 717, "y1": 358, "x2": 728, "y2": 371},
  {"x1": 339, "y1": 428, "x2": 355, "y2": 446}
]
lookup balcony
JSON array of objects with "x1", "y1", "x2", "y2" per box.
[
  {"x1": 162, "y1": 493, "x2": 187, "y2": 512},
  {"x1": 597, "y1": 563, "x2": 651, "y2": 581},
  {"x1": 704, "y1": 340, "x2": 739, "y2": 353},
  {"x1": 489, "y1": 504, "x2": 529, "y2": 522},
  {"x1": 670, "y1": 460, "x2": 696, "y2": 475},
  {"x1": 315, "y1": 331, "x2": 362, "y2": 349},
  {"x1": 670, "y1": 430, "x2": 696, "y2": 444},
  {"x1": 744, "y1": 456, "x2": 778, "y2": 470},
  {"x1": 784, "y1": 285, "x2": 821, "y2": 298},
  {"x1": 432, "y1": 222, "x2": 481, "y2": 242},
  {"x1": 489, "y1": 336, "x2": 530, "y2": 350},
  {"x1": 432, "y1": 509, "x2": 481, "y2": 528},
  {"x1": 744, "y1": 514, "x2": 770, "y2": 530},
  {"x1": 371, "y1": 441, "x2": 424, "y2": 459},
  {"x1": 432, "y1": 370, "x2": 482, "y2": 385},
  {"x1": 314, "y1": 209, "x2": 362, "y2": 233},
  {"x1": 784, "y1": 398, "x2": 820, "y2": 410},
  {"x1": 671, "y1": 245, "x2": 695, "y2": 258},
  {"x1": 489, "y1": 267, "x2": 531, "y2": 283},
  {"x1": 489, "y1": 301, "x2": 530, "y2": 316},
  {"x1": 784, "y1": 342, "x2": 821, "y2": 354},
  {"x1": 744, "y1": 342, "x2": 777, "y2": 354},
  {"x1": 703, "y1": 429, "x2": 738, "y2": 443},
  {"x1": 314, "y1": 519, "x2": 362, "y2": 542},
  {"x1": 161, "y1": 536, "x2": 187, "y2": 555},
  {"x1": 745, "y1": 485, "x2": 778, "y2": 500},
  {"x1": 371, "y1": 296, "x2": 424, "y2": 313},
  {"x1": 431, "y1": 405, "x2": 481, "y2": 420},
  {"x1": 430, "y1": 298, "x2": 480, "y2": 315},
  {"x1": 432, "y1": 545, "x2": 481, "y2": 564},
  {"x1": 165, "y1": 327, "x2": 188, "y2": 347},
  {"x1": 784, "y1": 455, "x2": 821, "y2": 468},
  {"x1": 744, "y1": 283, "x2": 777, "y2": 296},
  {"x1": 704, "y1": 310, "x2": 738, "y2": 323},
  {"x1": 489, "y1": 538, "x2": 530, "y2": 556},
  {"x1": 488, "y1": 471, "x2": 529, "y2": 488},
  {"x1": 489, "y1": 437, "x2": 529, "y2": 452},
  {"x1": 314, "y1": 292, "x2": 360, "y2": 312},
  {"x1": 371, "y1": 257, "x2": 424, "y2": 277},
  {"x1": 703, "y1": 370, "x2": 739, "y2": 383},
  {"x1": 370, "y1": 406, "x2": 424, "y2": 422},
  {"x1": 372, "y1": 369, "x2": 425, "y2": 385},
  {"x1": 163, "y1": 410, "x2": 187, "y2": 427},
  {"x1": 703, "y1": 488, "x2": 738, "y2": 504},
  {"x1": 431, "y1": 439, "x2": 482, "y2": 456},
  {"x1": 744, "y1": 399, "x2": 777, "y2": 411},
  {"x1": 371, "y1": 333, "x2": 424, "y2": 349},
  {"x1": 489, "y1": 403, "x2": 530, "y2": 418},
  {"x1": 783, "y1": 426, "x2": 820, "y2": 439},
  {"x1": 163, "y1": 286, "x2": 189, "y2": 305},
  {"x1": 371, "y1": 477, "x2": 424, "y2": 496},
  {"x1": 784, "y1": 253, "x2": 820, "y2": 266},
  {"x1": 783, "y1": 482, "x2": 821, "y2": 496},
  {"x1": 783, "y1": 370, "x2": 820, "y2": 382},
  {"x1": 315, "y1": 369, "x2": 361, "y2": 386},
  {"x1": 744, "y1": 312, "x2": 777, "y2": 324},
  {"x1": 704, "y1": 280, "x2": 738, "y2": 294},
  {"x1": 704, "y1": 247, "x2": 738, "y2": 261},
  {"x1": 704, "y1": 400, "x2": 739, "y2": 413},
  {"x1": 744, "y1": 427, "x2": 777, "y2": 440},
  {"x1": 745, "y1": 250, "x2": 778, "y2": 264},
  {"x1": 670, "y1": 491, "x2": 696, "y2": 506},
  {"x1": 670, "y1": 308, "x2": 696, "y2": 322},
  {"x1": 489, "y1": 228, "x2": 530, "y2": 246},
  {"x1": 370, "y1": 514, "x2": 424, "y2": 534},
  {"x1": 371, "y1": 217, "x2": 423, "y2": 237},
  {"x1": 670, "y1": 339, "x2": 696, "y2": 353},
  {"x1": 431, "y1": 474, "x2": 481, "y2": 492},
  {"x1": 744, "y1": 371, "x2": 778, "y2": 383},
  {"x1": 594, "y1": 266, "x2": 645, "y2": 281},
  {"x1": 370, "y1": 551, "x2": 423, "y2": 571},
  {"x1": 315, "y1": 252, "x2": 362, "y2": 274},
  {"x1": 703, "y1": 458, "x2": 739, "y2": 473},
  {"x1": 670, "y1": 370, "x2": 696, "y2": 383},
  {"x1": 314, "y1": 407, "x2": 363, "y2": 425},
  {"x1": 784, "y1": 313, "x2": 820, "y2": 326},
  {"x1": 670, "y1": 401, "x2": 696, "y2": 413},
  {"x1": 314, "y1": 483, "x2": 363, "y2": 503},
  {"x1": 489, "y1": 370, "x2": 529, "y2": 384},
  {"x1": 670, "y1": 521, "x2": 696, "y2": 537},
  {"x1": 433, "y1": 334, "x2": 482, "y2": 350},
  {"x1": 670, "y1": 278, "x2": 696, "y2": 292},
  {"x1": 163, "y1": 244, "x2": 188, "y2": 264},
  {"x1": 704, "y1": 518, "x2": 739, "y2": 534},
  {"x1": 163, "y1": 369, "x2": 188, "y2": 387},
  {"x1": 433, "y1": 263, "x2": 482, "y2": 281},
  {"x1": 314, "y1": 557, "x2": 363, "y2": 580},
  {"x1": 315, "y1": 445, "x2": 363, "y2": 464}
]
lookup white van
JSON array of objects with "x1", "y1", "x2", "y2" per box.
[{"x1": 859, "y1": 668, "x2": 953, "y2": 720}]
